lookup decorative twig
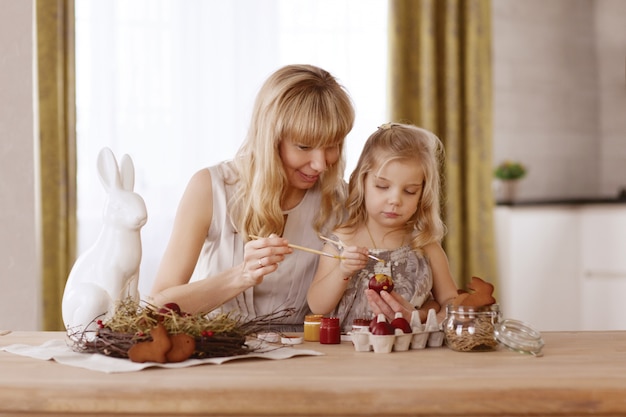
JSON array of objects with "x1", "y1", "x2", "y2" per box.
[{"x1": 67, "y1": 298, "x2": 296, "y2": 359}]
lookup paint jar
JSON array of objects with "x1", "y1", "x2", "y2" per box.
[
  {"x1": 319, "y1": 317, "x2": 341, "y2": 344},
  {"x1": 351, "y1": 318, "x2": 370, "y2": 333},
  {"x1": 303, "y1": 314, "x2": 323, "y2": 342}
]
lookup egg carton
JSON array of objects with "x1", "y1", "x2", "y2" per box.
[
  {"x1": 350, "y1": 309, "x2": 444, "y2": 353},
  {"x1": 349, "y1": 328, "x2": 444, "y2": 353}
]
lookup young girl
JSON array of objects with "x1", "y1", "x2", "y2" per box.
[{"x1": 306, "y1": 123, "x2": 458, "y2": 332}]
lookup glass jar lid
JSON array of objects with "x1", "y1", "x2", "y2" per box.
[{"x1": 494, "y1": 319, "x2": 544, "y2": 357}]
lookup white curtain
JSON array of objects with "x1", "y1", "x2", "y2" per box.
[{"x1": 75, "y1": 0, "x2": 388, "y2": 297}]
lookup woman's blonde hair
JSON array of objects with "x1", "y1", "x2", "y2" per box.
[
  {"x1": 230, "y1": 64, "x2": 355, "y2": 238},
  {"x1": 342, "y1": 123, "x2": 446, "y2": 250}
]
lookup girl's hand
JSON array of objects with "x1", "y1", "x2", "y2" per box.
[
  {"x1": 337, "y1": 245, "x2": 369, "y2": 279},
  {"x1": 241, "y1": 234, "x2": 292, "y2": 286},
  {"x1": 417, "y1": 298, "x2": 442, "y2": 323},
  {"x1": 365, "y1": 289, "x2": 414, "y2": 322}
]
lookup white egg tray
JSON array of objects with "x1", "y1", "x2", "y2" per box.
[
  {"x1": 349, "y1": 309, "x2": 444, "y2": 353},
  {"x1": 350, "y1": 328, "x2": 444, "y2": 353}
]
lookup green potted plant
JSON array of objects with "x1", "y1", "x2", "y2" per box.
[
  {"x1": 494, "y1": 160, "x2": 526, "y2": 202},
  {"x1": 494, "y1": 160, "x2": 526, "y2": 181}
]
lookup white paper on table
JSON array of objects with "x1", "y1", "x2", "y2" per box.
[{"x1": 0, "y1": 338, "x2": 323, "y2": 373}]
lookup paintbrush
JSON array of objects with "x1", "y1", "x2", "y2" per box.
[
  {"x1": 318, "y1": 235, "x2": 384, "y2": 263},
  {"x1": 249, "y1": 235, "x2": 345, "y2": 260}
]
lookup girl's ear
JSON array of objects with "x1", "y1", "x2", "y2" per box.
[
  {"x1": 119, "y1": 154, "x2": 136, "y2": 192},
  {"x1": 97, "y1": 147, "x2": 122, "y2": 192}
]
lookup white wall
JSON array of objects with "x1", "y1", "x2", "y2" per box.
[
  {"x1": 0, "y1": 0, "x2": 40, "y2": 331},
  {"x1": 492, "y1": 0, "x2": 626, "y2": 201},
  {"x1": 595, "y1": 0, "x2": 626, "y2": 196}
]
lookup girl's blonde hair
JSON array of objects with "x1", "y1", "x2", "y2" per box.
[
  {"x1": 230, "y1": 64, "x2": 355, "y2": 238},
  {"x1": 342, "y1": 123, "x2": 446, "y2": 250}
]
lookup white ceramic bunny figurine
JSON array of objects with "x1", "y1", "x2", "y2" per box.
[{"x1": 62, "y1": 147, "x2": 148, "y2": 337}]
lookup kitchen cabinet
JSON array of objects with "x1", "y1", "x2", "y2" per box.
[
  {"x1": 495, "y1": 204, "x2": 626, "y2": 331},
  {"x1": 579, "y1": 206, "x2": 626, "y2": 330},
  {"x1": 495, "y1": 206, "x2": 580, "y2": 331}
]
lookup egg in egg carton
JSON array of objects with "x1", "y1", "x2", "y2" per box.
[{"x1": 350, "y1": 309, "x2": 444, "y2": 353}]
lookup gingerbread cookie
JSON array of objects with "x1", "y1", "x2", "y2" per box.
[
  {"x1": 128, "y1": 323, "x2": 172, "y2": 363},
  {"x1": 166, "y1": 333, "x2": 196, "y2": 363},
  {"x1": 453, "y1": 276, "x2": 496, "y2": 307}
]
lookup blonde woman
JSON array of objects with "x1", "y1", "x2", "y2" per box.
[
  {"x1": 150, "y1": 65, "x2": 355, "y2": 331},
  {"x1": 307, "y1": 123, "x2": 458, "y2": 333}
]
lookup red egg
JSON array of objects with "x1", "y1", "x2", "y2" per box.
[
  {"x1": 368, "y1": 273, "x2": 394, "y2": 293},
  {"x1": 371, "y1": 314, "x2": 394, "y2": 335},
  {"x1": 158, "y1": 302, "x2": 182, "y2": 315},
  {"x1": 390, "y1": 312, "x2": 412, "y2": 334}
]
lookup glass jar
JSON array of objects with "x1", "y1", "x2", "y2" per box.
[
  {"x1": 319, "y1": 317, "x2": 341, "y2": 344},
  {"x1": 303, "y1": 314, "x2": 323, "y2": 342},
  {"x1": 443, "y1": 304, "x2": 501, "y2": 352}
]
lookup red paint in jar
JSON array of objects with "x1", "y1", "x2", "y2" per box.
[{"x1": 319, "y1": 317, "x2": 341, "y2": 344}]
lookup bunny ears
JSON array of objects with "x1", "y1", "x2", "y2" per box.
[{"x1": 97, "y1": 147, "x2": 136, "y2": 192}]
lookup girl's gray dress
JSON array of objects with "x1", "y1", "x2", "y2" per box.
[{"x1": 331, "y1": 243, "x2": 433, "y2": 333}]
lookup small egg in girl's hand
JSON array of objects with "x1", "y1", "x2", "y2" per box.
[{"x1": 368, "y1": 273, "x2": 394, "y2": 293}]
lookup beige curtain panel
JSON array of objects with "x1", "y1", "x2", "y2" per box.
[
  {"x1": 388, "y1": 0, "x2": 497, "y2": 291},
  {"x1": 37, "y1": 0, "x2": 76, "y2": 330}
]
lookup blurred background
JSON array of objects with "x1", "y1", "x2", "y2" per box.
[{"x1": 1, "y1": 0, "x2": 625, "y2": 332}]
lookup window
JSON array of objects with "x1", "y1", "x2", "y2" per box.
[{"x1": 75, "y1": 0, "x2": 388, "y2": 296}]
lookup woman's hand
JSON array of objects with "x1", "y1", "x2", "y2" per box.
[
  {"x1": 365, "y1": 289, "x2": 415, "y2": 322},
  {"x1": 241, "y1": 234, "x2": 292, "y2": 286}
]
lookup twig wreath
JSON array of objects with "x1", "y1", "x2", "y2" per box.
[{"x1": 67, "y1": 298, "x2": 295, "y2": 363}]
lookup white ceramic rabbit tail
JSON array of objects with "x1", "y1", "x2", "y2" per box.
[{"x1": 62, "y1": 147, "x2": 148, "y2": 337}]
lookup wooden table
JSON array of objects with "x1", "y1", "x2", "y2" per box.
[{"x1": 1, "y1": 331, "x2": 626, "y2": 416}]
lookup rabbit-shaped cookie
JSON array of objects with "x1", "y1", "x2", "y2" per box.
[{"x1": 62, "y1": 147, "x2": 148, "y2": 337}]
